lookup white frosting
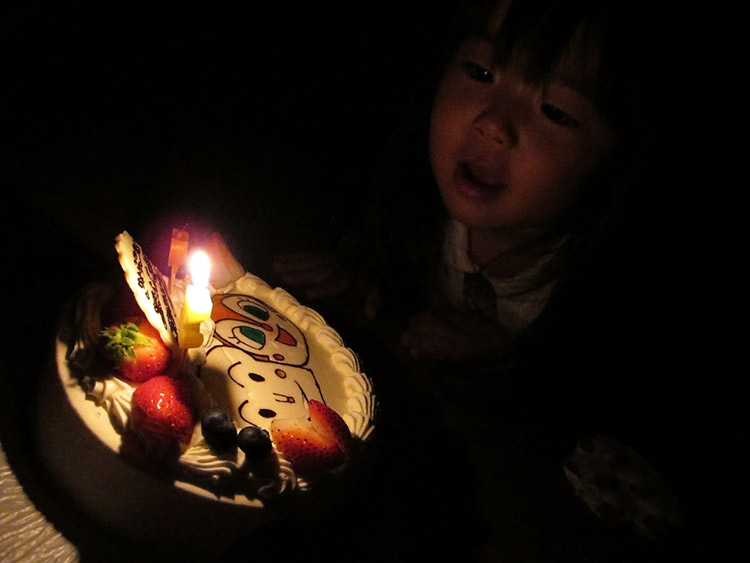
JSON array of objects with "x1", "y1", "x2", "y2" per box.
[
  {"x1": 80, "y1": 376, "x2": 135, "y2": 434},
  {"x1": 201, "y1": 273, "x2": 376, "y2": 438},
  {"x1": 57, "y1": 266, "x2": 375, "y2": 507}
]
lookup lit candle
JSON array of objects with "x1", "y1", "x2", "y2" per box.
[{"x1": 178, "y1": 250, "x2": 213, "y2": 349}]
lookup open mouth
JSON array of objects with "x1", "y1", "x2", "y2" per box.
[{"x1": 456, "y1": 163, "x2": 504, "y2": 199}]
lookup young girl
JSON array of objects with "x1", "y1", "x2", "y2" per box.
[
  {"x1": 273, "y1": 0, "x2": 669, "y2": 362},
  {"x1": 271, "y1": 1, "x2": 703, "y2": 555}
]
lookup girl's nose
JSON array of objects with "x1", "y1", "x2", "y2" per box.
[
  {"x1": 471, "y1": 73, "x2": 523, "y2": 148},
  {"x1": 472, "y1": 104, "x2": 516, "y2": 148}
]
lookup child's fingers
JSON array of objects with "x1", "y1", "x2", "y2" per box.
[
  {"x1": 406, "y1": 309, "x2": 474, "y2": 335},
  {"x1": 270, "y1": 251, "x2": 353, "y2": 301},
  {"x1": 401, "y1": 309, "x2": 510, "y2": 359},
  {"x1": 363, "y1": 285, "x2": 380, "y2": 319},
  {"x1": 302, "y1": 277, "x2": 351, "y2": 300},
  {"x1": 271, "y1": 251, "x2": 338, "y2": 286},
  {"x1": 272, "y1": 251, "x2": 336, "y2": 274},
  {"x1": 276, "y1": 264, "x2": 335, "y2": 286},
  {"x1": 401, "y1": 313, "x2": 458, "y2": 358}
]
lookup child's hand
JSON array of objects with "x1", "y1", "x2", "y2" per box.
[
  {"x1": 271, "y1": 251, "x2": 350, "y2": 301},
  {"x1": 400, "y1": 308, "x2": 511, "y2": 360}
]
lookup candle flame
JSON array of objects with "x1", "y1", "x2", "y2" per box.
[{"x1": 189, "y1": 251, "x2": 211, "y2": 288}]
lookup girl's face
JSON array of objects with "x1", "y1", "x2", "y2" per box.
[{"x1": 429, "y1": 29, "x2": 617, "y2": 240}]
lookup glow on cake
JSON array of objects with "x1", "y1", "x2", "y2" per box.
[{"x1": 35, "y1": 230, "x2": 376, "y2": 554}]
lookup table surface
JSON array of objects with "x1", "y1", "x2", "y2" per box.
[{"x1": 0, "y1": 443, "x2": 77, "y2": 563}]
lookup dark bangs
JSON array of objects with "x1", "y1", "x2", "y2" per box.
[
  {"x1": 449, "y1": 0, "x2": 647, "y2": 135},
  {"x1": 493, "y1": 1, "x2": 604, "y2": 90}
]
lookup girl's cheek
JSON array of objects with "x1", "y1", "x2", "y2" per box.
[{"x1": 430, "y1": 100, "x2": 461, "y2": 155}]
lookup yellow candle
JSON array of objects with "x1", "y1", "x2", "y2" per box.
[{"x1": 178, "y1": 251, "x2": 213, "y2": 349}]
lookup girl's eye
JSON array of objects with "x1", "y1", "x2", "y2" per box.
[
  {"x1": 541, "y1": 104, "x2": 578, "y2": 128},
  {"x1": 463, "y1": 61, "x2": 494, "y2": 83}
]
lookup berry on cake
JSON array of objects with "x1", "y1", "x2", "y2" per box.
[
  {"x1": 36, "y1": 229, "x2": 376, "y2": 550},
  {"x1": 101, "y1": 318, "x2": 172, "y2": 383}
]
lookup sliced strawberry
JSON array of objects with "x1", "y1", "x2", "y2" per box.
[
  {"x1": 102, "y1": 317, "x2": 171, "y2": 383},
  {"x1": 308, "y1": 400, "x2": 352, "y2": 453},
  {"x1": 270, "y1": 416, "x2": 345, "y2": 476},
  {"x1": 131, "y1": 375, "x2": 197, "y2": 444}
]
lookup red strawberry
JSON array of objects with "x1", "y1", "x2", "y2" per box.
[
  {"x1": 270, "y1": 419, "x2": 345, "y2": 476},
  {"x1": 270, "y1": 401, "x2": 351, "y2": 476},
  {"x1": 131, "y1": 375, "x2": 197, "y2": 444},
  {"x1": 308, "y1": 400, "x2": 352, "y2": 452},
  {"x1": 102, "y1": 317, "x2": 171, "y2": 382}
]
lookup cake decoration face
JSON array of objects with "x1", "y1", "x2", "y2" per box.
[
  {"x1": 210, "y1": 294, "x2": 309, "y2": 366},
  {"x1": 202, "y1": 293, "x2": 324, "y2": 428}
]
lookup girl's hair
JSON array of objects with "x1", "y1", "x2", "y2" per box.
[
  {"x1": 365, "y1": 0, "x2": 691, "y2": 319},
  {"x1": 443, "y1": 0, "x2": 663, "y2": 140},
  {"x1": 438, "y1": 1, "x2": 682, "y2": 253}
]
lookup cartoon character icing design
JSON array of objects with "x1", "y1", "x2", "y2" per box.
[{"x1": 200, "y1": 293, "x2": 325, "y2": 430}]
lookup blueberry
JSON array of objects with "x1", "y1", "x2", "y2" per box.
[
  {"x1": 201, "y1": 407, "x2": 237, "y2": 450},
  {"x1": 237, "y1": 425, "x2": 272, "y2": 462}
]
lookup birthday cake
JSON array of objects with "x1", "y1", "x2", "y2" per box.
[{"x1": 35, "y1": 231, "x2": 376, "y2": 554}]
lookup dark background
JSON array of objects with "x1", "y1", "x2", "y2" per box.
[
  {"x1": 1, "y1": 2, "x2": 741, "y2": 562},
  {"x1": 2, "y1": 2, "x2": 735, "y2": 268},
  {"x1": 3, "y1": 3, "x2": 457, "y2": 267}
]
